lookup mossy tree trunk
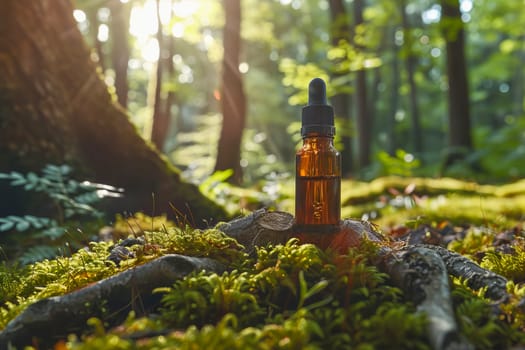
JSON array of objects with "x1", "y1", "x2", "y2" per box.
[{"x1": 0, "y1": 0, "x2": 227, "y2": 225}]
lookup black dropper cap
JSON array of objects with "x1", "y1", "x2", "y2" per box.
[{"x1": 301, "y1": 78, "x2": 335, "y2": 137}]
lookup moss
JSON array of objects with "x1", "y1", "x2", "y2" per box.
[
  {"x1": 347, "y1": 190, "x2": 525, "y2": 229},
  {"x1": 0, "y1": 241, "x2": 116, "y2": 329},
  {"x1": 64, "y1": 240, "x2": 431, "y2": 349},
  {"x1": 2, "y1": 219, "x2": 525, "y2": 349},
  {"x1": 451, "y1": 283, "x2": 524, "y2": 349},
  {"x1": 0, "y1": 226, "x2": 246, "y2": 330},
  {"x1": 448, "y1": 227, "x2": 495, "y2": 259},
  {"x1": 481, "y1": 241, "x2": 525, "y2": 282}
]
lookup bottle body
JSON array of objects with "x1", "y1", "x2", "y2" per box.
[{"x1": 295, "y1": 134, "x2": 341, "y2": 232}]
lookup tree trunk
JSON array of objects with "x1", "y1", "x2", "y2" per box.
[
  {"x1": 150, "y1": 0, "x2": 170, "y2": 151},
  {"x1": 388, "y1": 25, "x2": 400, "y2": 155},
  {"x1": 400, "y1": 0, "x2": 423, "y2": 155},
  {"x1": 441, "y1": 0, "x2": 473, "y2": 164},
  {"x1": 214, "y1": 0, "x2": 246, "y2": 185},
  {"x1": 109, "y1": 0, "x2": 130, "y2": 109},
  {"x1": 353, "y1": 0, "x2": 371, "y2": 169},
  {"x1": 165, "y1": 30, "x2": 177, "y2": 135},
  {"x1": 0, "y1": 0, "x2": 227, "y2": 225},
  {"x1": 328, "y1": 0, "x2": 353, "y2": 176}
]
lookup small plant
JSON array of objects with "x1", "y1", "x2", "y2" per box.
[
  {"x1": 0, "y1": 164, "x2": 123, "y2": 263},
  {"x1": 376, "y1": 149, "x2": 421, "y2": 177},
  {"x1": 481, "y1": 242, "x2": 525, "y2": 282}
]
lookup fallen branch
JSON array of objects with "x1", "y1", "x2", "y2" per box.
[{"x1": 0, "y1": 254, "x2": 225, "y2": 349}]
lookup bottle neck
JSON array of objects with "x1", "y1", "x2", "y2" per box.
[
  {"x1": 302, "y1": 134, "x2": 334, "y2": 146},
  {"x1": 301, "y1": 124, "x2": 335, "y2": 137}
]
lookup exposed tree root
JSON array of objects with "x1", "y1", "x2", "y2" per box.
[
  {"x1": 420, "y1": 244, "x2": 509, "y2": 302},
  {"x1": 0, "y1": 255, "x2": 225, "y2": 349},
  {"x1": 381, "y1": 246, "x2": 473, "y2": 350},
  {"x1": 219, "y1": 209, "x2": 508, "y2": 350}
]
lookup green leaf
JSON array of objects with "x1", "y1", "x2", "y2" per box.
[
  {"x1": 15, "y1": 220, "x2": 30, "y2": 232},
  {"x1": 303, "y1": 279, "x2": 329, "y2": 301},
  {"x1": 36, "y1": 226, "x2": 67, "y2": 239},
  {"x1": 199, "y1": 169, "x2": 234, "y2": 193},
  {"x1": 26, "y1": 172, "x2": 38, "y2": 183},
  {"x1": 0, "y1": 219, "x2": 15, "y2": 231},
  {"x1": 10, "y1": 178, "x2": 27, "y2": 186},
  {"x1": 42, "y1": 165, "x2": 62, "y2": 179},
  {"x1": 18, "y1": 245, "x2": 58, "y2": 264},
  {"x1": 59, "y1": 165, "x2": 72, "y2": 175},
  {"x1": 23, "y1": 215, "x2": 51, "y2": 229},
  {"x1": 24, "y1": 183, "x2": 35, "y2": 191}
]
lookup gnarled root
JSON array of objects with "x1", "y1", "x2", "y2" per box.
[{"x1": 0, "y1": 255, "x2": 225, "y2": 349}]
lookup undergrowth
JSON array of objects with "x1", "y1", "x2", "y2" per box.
[
  {"x1": 0, "y1": 164, "x2": 122, "y2": 264},
  {"x1": 65, "y1": 239, "x2": 431, "y2": 349},
  {"x1": 1, "y1": 215, "x2": 525, "y2": 348},
  {"x1": 0, "y1": 226, "x2": 245, "y2": 330}
]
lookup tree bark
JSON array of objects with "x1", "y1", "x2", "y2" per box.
[
  {"x1": 109, "y1": 0, "x2": 130, "y2": 109},
  {"x1": 441, "y1": 0, "x2": 473, "y2": 165},
  {"x1": 420, "y1": 244, "x2": 508, "y2": 301},
  {"x1": 0, "y1": 0, "x2": 227, "y2": 224},
  {"x1": 214, "y1": 0, "x2": 246, "y2": 185},
  {"x1": 382, "y1": 246, "x2": 473, "y2": 350},
  {"x1": 328, "y1": 0, "x2": 353, "y2": 176}
]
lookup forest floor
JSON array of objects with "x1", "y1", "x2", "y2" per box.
[{"x1": 1, "y1": 176, "x2": 525, "y2": 349}]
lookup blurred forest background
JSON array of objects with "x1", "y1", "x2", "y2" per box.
[{"x1": 70, "y1": 0, "x2": 524, "y2": 182}]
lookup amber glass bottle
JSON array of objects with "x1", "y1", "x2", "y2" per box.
[{"x1": 295, "y1": 78, "x2": 341, "y2": 233}]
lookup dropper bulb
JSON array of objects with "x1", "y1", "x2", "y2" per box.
[
  {"x1": 308, "y1": 78, "x2": 327, "y2": 105},
  {"x1": 301, "y1": 77, "x2": 334, "y2": 136}
]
